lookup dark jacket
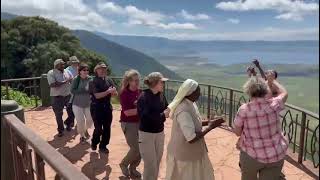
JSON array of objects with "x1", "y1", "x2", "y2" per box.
[
  {"x1": 137, "y1": 89, "x2": 168, "y2": 133},
  {"x1": 89, "y1": 76, "x2": 115, "y2": 109}
]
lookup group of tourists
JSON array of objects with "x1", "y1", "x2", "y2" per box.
[{"x1": 47, "y1": 57, "x2": 289, "y2": 180}]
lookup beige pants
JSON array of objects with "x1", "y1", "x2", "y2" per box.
[
  {"x1": 139, "y1": 130, "x2": 165, "y2": 180},
  {"x1": 72, "y1": 105, "x2": 93, "y2": 137},
  {"x1": 240, "y1": 151, "x2": 284, "y2": 180},
  {"x1": 121, "y1": 122, "x2": 141, "y2": 169}
]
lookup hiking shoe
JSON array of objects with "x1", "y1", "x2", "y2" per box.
[
  {"x1": 66, "y1": 126, "x2": 72, "y2": 131},
  {"x1": 99, "y1": 148, "x2": 109, "y2": 154},
  {"x1": 80, "y1": 137, "x2": 86, "y2": 144},
  {"x1": 119, "y1": 163, "x2": 130, "y2": 177},
  {"x1": 129, "y1": 168, "x2": 141, "y2": 178},
  {"x1": 58, "y1": 132, "x2": 64, "y2": 137},
  {"x1": 85, "y1": 131, "x2": 90, "y2": 139}
]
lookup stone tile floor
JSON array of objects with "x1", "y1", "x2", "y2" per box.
[{"x1": 24, "y1": 107, "x2": 318, "y2": 180}]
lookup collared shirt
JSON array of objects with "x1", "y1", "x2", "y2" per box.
[
  {"x1": 47, "y1": 69, "x2": 72, "y2": 97},
  {"x1": 65, "y1": 66, "x2": 78, "y2": 78},
  {"x1": 234, "y1": 97, "x2": 288, "y2": 163},
  {"x1": 89, "y1": 76, "x2": 115, "y2": 108},
  {"x1": 120, "y1": 88, "x2": 141, "y2": 123}
]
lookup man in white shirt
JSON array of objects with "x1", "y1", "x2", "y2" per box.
[{"x1": 47, "y1": 59, "x2": 75, "y2": 137}]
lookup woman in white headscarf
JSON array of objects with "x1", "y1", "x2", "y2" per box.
[{"x1": 165, "y1": 79, "x2": 224, "y2": 180}]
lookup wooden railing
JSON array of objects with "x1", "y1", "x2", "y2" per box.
[
  {"x1": 1, "y1": 76, "x2": 319, "y2": 168},
  {"x1": 2, "y1": 114, "x2": 89, "y2": 180}
]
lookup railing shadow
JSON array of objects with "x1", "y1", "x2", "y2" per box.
[{"x1": 284, "y1": 155, "x2": 319, "y2": 179}]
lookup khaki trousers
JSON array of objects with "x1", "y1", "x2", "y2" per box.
[
  {"x1": 121, "y1": 122, "x2": 141, "y2": 169},
  {"x1": 72, "y1": 105, "x2": 93, "y2": 137},
  {"x1": 139, "y1": 130, "x2": 165, "y2": 180},
  {"x1": 240, "y1": 151, "x2": 284, "y2": 180}
]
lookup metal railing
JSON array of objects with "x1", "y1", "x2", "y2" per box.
[
  {"x1": 1, "y1": 76, "x2": 319, "y2": 168},
  {"x1": 2, "y1": 114, "x2": 89, "y2": 180}
]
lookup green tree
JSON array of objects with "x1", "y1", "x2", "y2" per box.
[{"x1": 1, "y1": 16, "x2": 109, "y2": 79}]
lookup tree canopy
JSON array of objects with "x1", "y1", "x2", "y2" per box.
[{"x1": 1, "y1": 16, "x2": 109, "y2": 79}]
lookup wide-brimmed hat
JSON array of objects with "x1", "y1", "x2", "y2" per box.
[
  {"x1": 54, "y1": 59, "x2": 65, "y2": 67},
  {"x1": 94, "y1": 62, "x2": 108, "y2": 72},
  {"x1": 69, "y1": 56, "x2": 80, "y2": 64}
]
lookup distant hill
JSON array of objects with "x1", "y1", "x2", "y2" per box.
[
  {"x1": 95, "y1": 31, "x2": 319, "y2": 65},
  {"x1": 1, "y1": 12, "x2": 18, "y2": 20},
  {"x1": 73, "y1": 30, "x2": 181, "y2": 79}
]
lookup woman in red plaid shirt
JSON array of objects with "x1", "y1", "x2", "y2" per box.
[{"x1": 233, "y1": 69, "x2": 289, "y2": 180}]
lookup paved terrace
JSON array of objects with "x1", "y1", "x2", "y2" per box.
[{"x1": 24, "y1": 107, "x2": 318, "y2": 180}]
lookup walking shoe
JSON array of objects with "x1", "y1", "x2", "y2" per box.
[
  {"x1": 119, "y1": 163, "x2": 130, "y2": 177},
  {"x1": 91, "y1": 144, "x2": 97, "y2": 151},
  {"x1": 66, "y1": 126, "x2": 72, "y2": 131},
  {"x1": 99, "y1": 147, "x2": 109, "y2": 154},
  {"x1": 80, "y1": 137, "x2": 86, "y2": 144},
  {"x1": 85, "y1": 131, "x2": 90, "y2": 139},
  {"x1": 64, "y1": 121, "x2": 74, "y2": 128},
  {"x1": 58, "y1": 132, "x2": 64, "y2": 137},
  {"x1": 129, "y1": 168, "x2": 141, "y2": 178}
]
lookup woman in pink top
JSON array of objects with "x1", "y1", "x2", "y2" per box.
[
  {"x1": 233, "y1": 71, "x2": 289, "y2": 180},
  {"x1": 119, "y1": 69, "x2": 142, "y2": 178}
]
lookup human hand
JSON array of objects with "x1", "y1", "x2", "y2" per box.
[
  {"x1": 208, "y1": 118, "x2": 224, "y2": 130},
  {"x1": 164, "y1": 108, "x2": 171, "y2": 118},
  {"x1": 106, "y1": 87, "x2": 117, "y2": 94},
  {"x1": 246, "y1": 66, "x2": 256, "y2": 77},
  {"x1": 133, "y1": 100, "x2": 138, "y2": 106},
  {"x1": 266, "y1": 70, "x2": 275, "y2": 83}
]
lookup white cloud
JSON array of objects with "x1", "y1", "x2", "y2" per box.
[
  {"x1": 151, "y1": 27, "x2": 319, "y2": 41},
  {"x1": 1, "y1": 0, "x2": 112, "y2": 32},
  {"x1": 216, "y1": 0, "x2": 319, "y2": 21},
  {"x1": 179, "y1": 9, "x2": 210, "y2": 20},
  {"x1": 97, "y1": 1, "x2": 199, "y2": 30},
  {"x1": 157, "y1": 23, "x2": 198, "y2": 30},
  {"x1": 227, "y1": 18, "x2": 240, "y2": 24},
  {"x1": 97, "y1": 1, "x2": 125, "y2": 15}
]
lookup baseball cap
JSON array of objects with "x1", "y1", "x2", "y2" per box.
[{"x1": 146, "y1": 72, "x2": 169, "y2": 83}]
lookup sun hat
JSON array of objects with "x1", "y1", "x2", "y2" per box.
[
  {"x1": 94, "y1": 62, "x2": 108, "y2": 72},
  {"x1": 54, "y1": 59, "x2": 65, "y2": 67},
  {"x1": 69, "y1": 56, "x2": 80, "y2": 64}
]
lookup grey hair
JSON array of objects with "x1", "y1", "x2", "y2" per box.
[{"x1": 243, "y1": 77, "x2": 268, "y2": 98}]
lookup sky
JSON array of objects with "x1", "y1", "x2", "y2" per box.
[{"x1": 1, "y1": 0, "x2": 319, "y2": 41}]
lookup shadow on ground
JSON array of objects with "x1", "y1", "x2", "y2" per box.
[{"x1": 82, "y1": 152, "x2": 111, "y2": 180}]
